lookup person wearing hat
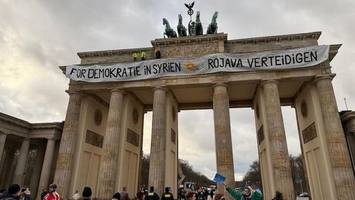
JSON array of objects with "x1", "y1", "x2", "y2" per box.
[
  {"x1": 144, "y1": 187, "x2": 159, "y2": 200},
  {"x1": 43, "y1": 184, "x2": 60, "y2": 200},
  {"x1": 160, "y1": 187, "x2": 174, "y2": 200},
  {"x1": 0, "y1": 184, "x2": 21, "y2": 200}
]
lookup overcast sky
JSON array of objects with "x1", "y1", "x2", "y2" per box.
[{"x1": 1, "y1": 0, "x2": 354, "y2": 181}]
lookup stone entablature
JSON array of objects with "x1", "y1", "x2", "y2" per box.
[
  {"x1": 74, "y1": 32, "x2": 340, "y2": 66},
  {"x1": 0, "y1": 112, "x2": 63, "y2": 139}
]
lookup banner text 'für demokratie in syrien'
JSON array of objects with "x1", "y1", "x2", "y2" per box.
[{"x1": 66, "y1": 45, "x2": 329, "y2": 82}]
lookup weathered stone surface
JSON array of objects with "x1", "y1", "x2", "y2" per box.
[
  {"x1": 0, "y1": 133, "x2": 7, "y2": 163},
  {"x1": 213, "y1": 83, "x2": 235, "y2": 193},
  {"x1": 148, "y1": 87, "x2": 167, "y2": 195},
  {"x1": 53, "y1": 92, "x2": 82, "y2": 199},
  {"x1": 37, "y1": 139, "x2": 56, "y2": 199},
  {"x1": 13, "y1": 138, "x2": 30, "y2": 185},
  {"x1": 262, "y1": 80, "x2": 295, "y2": 200},
  {"x1": 97, "y1": 90, "x2": 124, "y2": 199},
  {"x1": 315, "y1": 75, "x2": 355, "y2": 199}
]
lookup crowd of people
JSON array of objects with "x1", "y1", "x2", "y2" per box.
[
  {"x1": 0, "y1": 183, "x2": 291, "y2": 200},
  {"x1": 0, "y1": 184, "x2": 33, "y2": 200}
]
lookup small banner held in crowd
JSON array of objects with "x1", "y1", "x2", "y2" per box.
[{"x1": 213, "y1": 173, "x2": 226, "y2": 184}]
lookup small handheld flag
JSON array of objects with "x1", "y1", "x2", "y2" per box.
[{"x1": 213, "y1": 173, "x2": 226, "y2": 184}]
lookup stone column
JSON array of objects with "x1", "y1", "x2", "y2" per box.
[
  {"x1": 212, "y1": 83, "x2": 235, "y2": 193},
  {"x1": 53, "y1": 92, "x2": 82, "y2": 198},
  {"x1": 148, "y1": 87, "x2": 167, "y2": 195},
  {"x1": 13, "y1": 138, "x2": 30, "y2": 185},
  {"x1": 97, "y1": 89, "x2": 124, "y2": 199},
  {"x1": 37, "y1": 138, "x2": 56, "y2": 199},
  {"x1": 314, "y1": 75, "x2": 355, "y2": 199},
  {"x1": 0, "y1": 133, "x2": 7, "y2": 163},
  {"x1": 262, "y1": 80, "x2": 294, "y2": 200}
]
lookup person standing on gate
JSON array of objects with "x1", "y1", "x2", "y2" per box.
[
  {"x1": 144, "y1": 187, "x2": 159, "y2": 200},
  {"x1": 160, "y1": 187, "x2": 174, "y2": 200},
  {"x1": 43, "y1": 184, "x2": 60, "y2": 200}
]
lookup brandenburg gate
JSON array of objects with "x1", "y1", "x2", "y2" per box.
[{"x1": 54, "y1": 31, "x2": 355, "y2": 200}]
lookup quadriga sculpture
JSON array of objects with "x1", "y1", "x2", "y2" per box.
[
  {"x1": 177, "y1": 14, "x2": 187, "y2": 37},
  {"x1": 207, "y1": 11, "x2": 218, "y2": 34},
  {"x1": 195, "y1": 11, "x2": 203, "y2": 35},
  {"x1": 163, "y1": 18, "x2": 177, "y2": 38}
]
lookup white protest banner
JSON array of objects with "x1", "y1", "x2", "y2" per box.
[{"x1": 66, "y1": 45, "x2": 329, "y2": 82}]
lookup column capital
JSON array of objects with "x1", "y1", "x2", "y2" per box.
[
  {"x1": 213, "y1": 82, "x2": 228, "y2": 89},
  {"x1": 65, "y1": 90, "x2": 82, "y2": 95},
  {"x1": 260, "y1": 79, "x2": 279, "y2": 86},
  {"x1": 153, "y1": 86, "x2": 167, "y2": 92},
  {"x1": 111, "y1": 88, "x2": 125, "y2": 93},
  {"x1": 44, "y1": 136, "x2": 57, "y2": 141},
  {"x1": 0, "y1": 131, "x2": 8, "y2": 136},
  {"x1": 313, "y1": 74, "x2": 335, "y2": 83}
]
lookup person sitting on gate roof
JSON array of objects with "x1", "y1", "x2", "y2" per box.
[{"x1": 141, "y1": 52, "x2": 146, "y2": 60}]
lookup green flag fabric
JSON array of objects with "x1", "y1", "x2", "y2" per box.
[{"x1": 226, "y1": 187, "x2": 263, "y2": 200}]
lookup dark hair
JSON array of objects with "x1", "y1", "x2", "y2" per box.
[
  {"x1": 82, "y1": 187, "x2": 92, "y2": 198},
  {"x1": 214, "y1": 194, "x2": 224, "y2": 200},
  {"x1": 186, "y1": 192, "x2": 195, "y2": 200},
  {"x1": 149, "y1": 186, "x2": 154, "y2": 192},
  {"x1": 113, "y1": 192, "x2": 121, "y2": 199},
  {"x1": 273, "y1": 191, "x2": 283, "y2": 200},
  {"x1": 165, "y1": 187, "x2": 170, "y2": 193},
  {"x1": 8, "y1": 184, "x2": 21, "y2": 195},
  {"x1": 49, "y1": 184, "x2": 57, "y2": 189}
]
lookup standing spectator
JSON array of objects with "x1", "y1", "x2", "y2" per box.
[
  {"x1": 0, "y1": 189, "x2": 7, "y2": 199},
  {"x1": 23, "y1": 188, "x2": 31, "y2": 200},
  {"x1": 40, "y1": 189, "x2": 47, "y2": 200},
  {"x1": 72, "y1": 190, "x2": 80, "y2": 200},
  {"x1": 144, "y1": 187, "x2": 159, "y2": 200},
  {"x1": 177, "y1": 186, "x2": 185, "y2": 200},
  {"x1": 43, "y1": 184, "x2": 60, "y2": 200},
  {"x1": 0, "y1": 184, "x2": 21, "y2": 200},
  {"x1": 272, "y1": 191, "x2": 283, "y2": 200},
  {"x1": 136, "y1": 189, "x2": 144, "y2": 200},
  {"x1": 82, "y1": 187, "x2": 92, "y2": 200},
  {"x1": 241, "y1": 187, "x2": 252, "y2": 200},
  {"x1": 196, "y1": 188, "x2": 205, "y2": 200},
  {"x1": 112, "y1": 192, "x2": 121, "y2": 200},
  {"x1": 185, "y1": 192, "x2": 196, "y2": 200},
  {"x1": 120, "y1": 187, "x2": 129, "y2": 200},
  {"x1": 161, "y1": 187, "x2": 174, "y2": 200}
]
